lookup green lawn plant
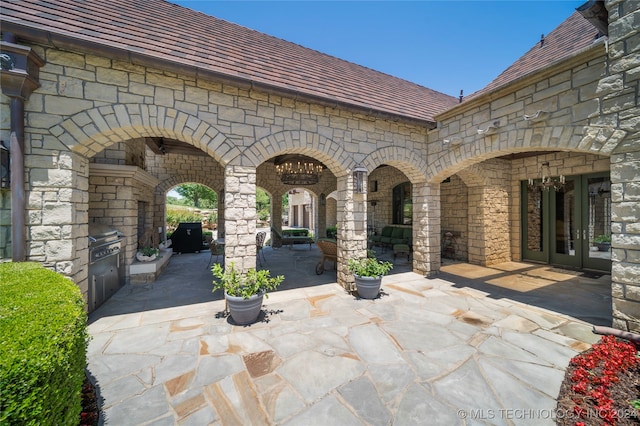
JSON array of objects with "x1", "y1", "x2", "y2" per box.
[
  {"x1": 348, "y1": 256, "x2": 393, "y2": 278},
  {"x1": 0, "y1": 262, "x2": 89, "y2": 425},
  {"x1": 212, "y1": 262, "x2": 284, "y2": 299}
]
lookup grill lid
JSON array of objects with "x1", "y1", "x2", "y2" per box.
[{"x1": 89, "y1": 223, "x2": 121, "y2": 244}]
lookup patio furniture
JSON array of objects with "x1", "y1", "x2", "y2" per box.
[
  {"x1": 315, "y1": 238, "x2": 337, "y2": 275},
  {"x1": 393, "y1": 243, "x2": 411, "y2": 261},
  {"x1": 256, "y1": 231, "x2": 267, "y2": 266},
  {"x1": 369, "y1": 225, "x2": 412, "y2": 252},
  {"x1": 271, "y1": 227, "x2": 314, "y2": 249},
  {"x1": 206, "y1": 240, "x2": 224, "y2": 269}
]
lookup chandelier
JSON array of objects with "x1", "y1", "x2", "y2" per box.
[
  {"x1": 274, "y1": 154, "x2": 324, "y2": 185},
  {"x1": 528, "y1": 161, "x2": 565, "y2": 191}
]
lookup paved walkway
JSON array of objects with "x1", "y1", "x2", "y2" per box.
[{"x1": 87, "y1": 245, "x2": 611, "y2": 425}]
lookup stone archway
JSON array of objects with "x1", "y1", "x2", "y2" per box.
[{"x1": 39, "y1": 105, "x2": 233, "y2": 298}]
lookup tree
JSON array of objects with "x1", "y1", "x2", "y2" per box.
[
  {"x1": 256, "y1": 188, "x2": 270, "y2": 221},
  {"x1": 174, "y1": 184, "x2": 217, "y2": 208}
]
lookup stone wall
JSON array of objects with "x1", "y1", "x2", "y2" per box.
[
  {"x1": 89, "y1": 164, "x2": 158, "y2": 271},
  {"x1": 440, "y1": 175, "x2": 468, "y2": 261},
  {"x1": 606, "y1": 0, "x2": 640, "y2": 332}
]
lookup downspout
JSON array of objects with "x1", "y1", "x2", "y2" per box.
[
  {"x1": 0, "y1": 32, "x2": 44, "y2": 261},
  {"x1": 10, "y1": 95, "x2": 25, "y2": 261}
]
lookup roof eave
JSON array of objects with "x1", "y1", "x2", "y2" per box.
[
  {"x1": 434, "y1": 38, "x2": 606, "y2": 122},
  {"x1": 2, "y1": 21, "x2": 437, "y2": 130}
]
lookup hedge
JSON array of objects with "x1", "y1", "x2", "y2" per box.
[{"x1": 0, "y1": 262, "x2": 89, "y2": 425}]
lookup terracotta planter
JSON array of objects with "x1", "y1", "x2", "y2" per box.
[
  {"x1": 225, "y1": 291, "x2": 264, "y2": 324},
  {"x1": 354, "y1": 275, "x2": 382, "y2": 299}
]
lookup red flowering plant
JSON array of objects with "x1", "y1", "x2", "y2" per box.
[{"x1": 566, "y1": 335, "x2": 639, "y2": 425}]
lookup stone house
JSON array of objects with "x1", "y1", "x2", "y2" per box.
[{"x1": 1, "y1": 0, "x2": 638, "y2": 331}]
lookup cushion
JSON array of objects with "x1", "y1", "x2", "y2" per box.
[{"x1": 391, "y1": 227, "x2": 405, "y2": 239}]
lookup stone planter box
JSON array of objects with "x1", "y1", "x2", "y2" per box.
[{"x1": 130, "y1": 249, "x2": 172, "y2": 283}]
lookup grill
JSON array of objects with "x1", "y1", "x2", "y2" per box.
[{"x1": 88, "y1": 224, "x2": 124, "y2": 312}]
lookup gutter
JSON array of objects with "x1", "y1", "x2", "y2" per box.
[{"x1": 2, "y1": 21, "x2": 438, "y2": 130}]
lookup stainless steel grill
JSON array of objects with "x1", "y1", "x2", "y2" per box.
[{"x1": 88, "y1": 224, "x2": 124, "y2": 312}]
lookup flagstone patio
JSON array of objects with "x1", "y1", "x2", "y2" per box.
[{"x1": 87, "y1": 242, "x2": 611, "y2": 425}]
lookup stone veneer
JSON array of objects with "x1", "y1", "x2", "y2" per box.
[{"x1": 0, "y1": 1, "x2": 638, "y2": 327}]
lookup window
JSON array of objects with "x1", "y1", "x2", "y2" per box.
[{"x1": 392, "y1": 182, "x2": 412, "y2": 225}]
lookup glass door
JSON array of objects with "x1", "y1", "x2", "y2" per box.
[
  {"x1": 583, "y1": 173, "x2": 611, "y2": 271},
  {"x1": 522, "y1": 173, "x2": 611, "y2": 272},
  {"x1": 549, "y1": 178, "x2": 581, "y2": 268},
  {"x1": 522, "y1": 181, "x2": 546, "y2": 263}
]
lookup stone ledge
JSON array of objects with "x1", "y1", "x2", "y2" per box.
[{"x1": 129, "y1": 249, "x2": 172, "y2": 283}]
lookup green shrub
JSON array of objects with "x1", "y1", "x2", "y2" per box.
[
  {"x1": 0, "y1": 262, "x2": 89, "y2": 425},
  {"x1": 165, "y1": 206, "x2": 203, "y2": 229},
  {"x1": 326, "y1": 226, "x2": 337, "y2": 239}
]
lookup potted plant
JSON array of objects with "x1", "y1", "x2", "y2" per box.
[
  {"x1": 348, "y1": 256, "x2": 393, "y2": 299},
  {"x1": 212, "y1": 262, "x2": 284, "y2": 324},
  {"x1": 593, "y1": 234, "x2": 611, "y2": 252},
  {"x1": 136, "y1": 246, "x2": 159, "y2": 262}
]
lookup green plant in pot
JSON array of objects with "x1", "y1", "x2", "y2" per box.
[
  {"x1": 593, "y1": 234, "x2": 611, "y2": 252},
  {"x1": 136, "y1": 246, "x2": 159, "y2": 262},
  {"x1": 212, "y1": 262, "x2": 284, "y2": 324},
  {"x1": 348, "y1": 256, "x2": 393, "y2": 299}
]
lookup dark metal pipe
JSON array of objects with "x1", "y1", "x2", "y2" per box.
[{"x1": 10, "y1": 97, "x2": 25, "y2": 261}]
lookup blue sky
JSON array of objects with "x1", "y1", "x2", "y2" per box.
[{"x1": 170, "y1": 0, "x2": 582, "y2": 97}]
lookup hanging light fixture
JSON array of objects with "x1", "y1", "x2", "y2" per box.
[
  {"x1": 274, "y1": 154, "x2": 324, "y2": 185},
  {"x1": 528, "y1": 161, "x2": 565, "y2": 192}
]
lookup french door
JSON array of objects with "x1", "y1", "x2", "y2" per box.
[{"x1": 522, "y1": 172, "x2": 611, "y2": 272}]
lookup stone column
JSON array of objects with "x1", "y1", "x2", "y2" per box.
[
  {"x1": 611, "y1": 151, "x2": 640, "y2": 332},
  {"x1": 30, "y1": 153, "x2": 90, "y2": 298},
  {"x1": 412, "y1": 182, "x2": 440, "y2": 276},
  {"x1": 224, "y1": 165, "x2": 257, "y2": 273},
  {"x1": 606, "y1": 0, "x2": 640, "y2": 332},
  {"x1": 465, "y1": 160, "x2": 511, "y2": 266},
  {"x1": 466, "y1": 184, "x2": 511, "y2": 266},
  {"x1": 336, "y1": 173, "x2": 367, "y2": 290}
]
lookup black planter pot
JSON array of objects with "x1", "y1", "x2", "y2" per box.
[
  {"x1": 597, "y1": 242, "x2": 611, "y2": 252},
  {"x1": 225, "y1": 292, "x2": 264, "y2": 324},
  {"x1": 354, "y1": 275, "x2": 382, "y2": 299}
]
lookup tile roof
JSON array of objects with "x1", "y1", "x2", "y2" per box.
[
  {"x1": 0, "y1": 0, "x2": 459, "y2": 124},
  {"x1": 465, "y1": 11, "x2": 602, "y2": 100}
]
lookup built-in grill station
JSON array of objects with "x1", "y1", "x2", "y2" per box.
[{"x1": 88, "y1": 224, "x2": 125, "y2": 312}]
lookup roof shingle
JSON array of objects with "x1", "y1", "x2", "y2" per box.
[
  {"x1": 466, "y1": 11, "x2": 601, "y2": 100},
  {"x1": 1, "y1": 0, "x2": 460, "y2": 123}
]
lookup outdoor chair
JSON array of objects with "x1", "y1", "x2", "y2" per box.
[
  {"x1": 206, "y1": 240, "x2": 224, "y2": 269},
  {"x1": 315, "y1": 238, "x2": 337, "y2": 275},
  {"x1": 256, "y1": 231, "x2": 267, "y2": 266}
]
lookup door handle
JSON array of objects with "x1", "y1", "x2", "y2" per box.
[
  {"x1": 575, "y1": 230, "x2": 580, "y2": 240},
  {"x1": 583, "y1": 229, "x2": 587, "y2": 240}
]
